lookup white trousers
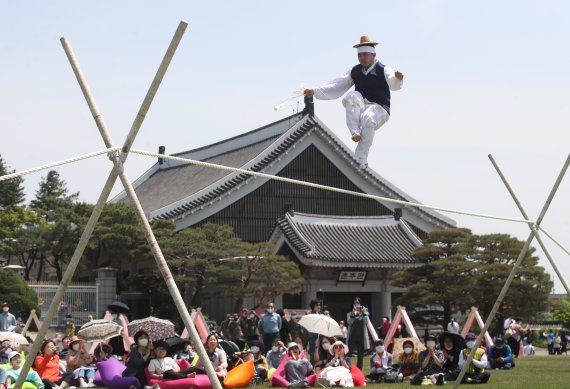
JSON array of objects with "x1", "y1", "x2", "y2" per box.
[{"x1": 342, "y1": 91, "x2": 389, "y2": 165}]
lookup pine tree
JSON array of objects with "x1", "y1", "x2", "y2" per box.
[
  {"x1": 0, "y1": 154, "x2": 25, "y2": 207},
  {"x1": 30, "y1": 170, "x2": 78, "y2": 221}
]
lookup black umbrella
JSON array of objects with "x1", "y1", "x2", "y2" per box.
[
  {"x1": 161, "y1": 336, "x2": 190, "y2": 354},
  {"x1": 438, "y1": 331, "x2": 466, "y2": 349},
  {"x1": 107, "y1": 301, "x2": 130, "y2": 314}
]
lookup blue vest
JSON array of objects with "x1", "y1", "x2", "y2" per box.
[{"x1": 350, "y1": 62, "x2": 391, "y2": 114}]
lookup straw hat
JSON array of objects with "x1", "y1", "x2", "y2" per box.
[{"x1": 353, "y1": 36, "x2": 378, "y2": 48}]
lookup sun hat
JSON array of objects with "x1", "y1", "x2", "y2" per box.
[
  {"x1": 69, "y1": 336, "x2": 82, "y2": 348},
  {"x1": 287, "y1": 342, "x2": 300, "y2": 350},
  {"x1": 8, "y1": 350, "x2": 20, "y2": 361},
  {"x1": 329, "y1": 340, "x2": 349, "y2": 355}
]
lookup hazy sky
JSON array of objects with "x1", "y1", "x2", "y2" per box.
[{"x1": 2, "y1": 1, "x2": 569, "y2": 292}]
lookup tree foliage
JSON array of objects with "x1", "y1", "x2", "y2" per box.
[
  {"x1": 128, "y1": 223, "x2": 304, "y2": 324},
  {"x1": 393, "y1": 228, "x2": 553, "y2": 330},
  {"x1": 553, "y1": 298, "x2": 570, "y2": 330},
  {"x1": 0, "y1": 155, "x2": 25, "y2": 207},
  {"x1": 0, "y1": 270, "x2": 39, "y2": 320}
]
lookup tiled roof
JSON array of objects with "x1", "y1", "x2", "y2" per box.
[
  {"x1": 272, "y1": 212, "x2": 423, "y2": 268},
  {"x1": 111, "y1": 111, "x2": 455, "y2": 229}
]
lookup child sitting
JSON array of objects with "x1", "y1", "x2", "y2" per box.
[
  {"x1": 5, "y1": 351, "x2": 44, "y2": 389},
  {"x1": 266, "y1": 339, "x2": 286, "y2": 370},
  {"x1": 148, "y1": 341, "x2": 197, "y2": 380}
]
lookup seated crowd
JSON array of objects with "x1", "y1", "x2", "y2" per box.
[{"x1": 0, "y1": 300, "x2": 544, "y2": 389}]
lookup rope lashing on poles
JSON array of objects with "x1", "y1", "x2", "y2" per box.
[
  {"x1": 0, "y1": 147, "x2": 121, "y2": 182},
  {"x1": 128, "y1": 148, "x2": 535, "y2": 225}
]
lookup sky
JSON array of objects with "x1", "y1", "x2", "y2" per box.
[{"x1": 1, "y1": 1, "x2": 569, "y2": 292}]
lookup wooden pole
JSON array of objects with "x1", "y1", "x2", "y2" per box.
[
  {"x1": 14, "y1": 21, "x2": 189, "y2": 389},
  {"x1": 59, "y1": 31, "x2": 222, "y2": 389},
  {"x1": 489, "y1": 154, "x2": 570, "y2": 294},
  {"x1": 452, "y1": 153, "x2": 570, "y2": 388}
]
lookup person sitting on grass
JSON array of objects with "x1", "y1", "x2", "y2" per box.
[
  {"x1": 284, "y1": 342, "x2": 313, "y2": 388},
  {"x1": 366, "y1": 339, "x2": 392, "y2": 383},
  {"x1": 34, "y1": 340, "x2": 60, "y2": 389},
  {"x1": 488, "y1": 335, "x2": 513, "y2": 369},
  {"x1": 317, "y1": 341, "x2": 353, "y2": 387},
  {"x1": 5, "y1": 351, "x2": 44, "y2": 389},
  {"x1": 458, "y1": 333, "x2": 490, "y2": 384},
  {"x1": 266, "y1": 339, "x2": 286, "y2": 369},
  {"x1": 195, "y1": 334, "x2": 228, "y2": 381},
  {"x1": 66, "y1": 336, "x2": 95, "y2": 387},
  {"x1": 148, "y1": 340, "x2": 197, "y2": 380},
  {"x1": 398, "y1": 339, "x2": 420, "y2": 380},
  {"x1": 412, "y1": 334, "x2": 445, "y2": 385},
  {"x1": 441, "y1": 334, "x2": 462, "y2": 381}
]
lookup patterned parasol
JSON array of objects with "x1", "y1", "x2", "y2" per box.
[
  {"x1": 0, "y1": 331, "x2": 29, "y2": 345},
  {"x1": 127, "y1": 316, "x2": 176, "y2": 342},
  {"x1": 77, "y1": 319, "x2": 123, "y2": 342}
]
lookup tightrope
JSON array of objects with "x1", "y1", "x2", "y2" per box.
[
  {"x1": 129, "y1": 148, "x2": 535, "y2": 225},
  {"x1": 0, "y1": 147, "x2": 121, "y2": 182},
  {"x1": 2, "y1": 146, "x2": 569, "y2": 256}
]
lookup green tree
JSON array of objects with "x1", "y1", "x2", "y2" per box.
[
  {"x1": 394, "y1": 228, "x2": 553, "y2": 329},
  {"x1": 0, "y1": 155, "x2": 25, "y2": 207},
  {"x1": 216, "y1": 242, "x2": 304, "y2": 312},
  {"x1": 0, "y1": 270, "x2": 39, "y2": 320},
  {"x1": 30, "y1": 170, "x2": 78, "y2": 221},
  {"x1": 553, "y1": 298, "x2": 570, "y2": 329},
  {"x1": 467, "y1": 233, "x2": 553, "y2": 320},
  {"x1": 393, "y1": 228, "x2": 476, "y2": 326}
]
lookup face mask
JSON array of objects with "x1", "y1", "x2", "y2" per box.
[
  {"x1": 2, "y1": 307, "x2": 8, "y2": 312},
  {"x1": 376, "y1": 346, "x2": 384, "y2": 353},
  {"x1": 72, "y1": 344, "x2": 80, "y2": 351},
  {"x1": 426, "y1": 341, "x2": 436, "y2": 349},
  {"x1": 138, "y1": 338, "x2": 149, "y2": 347},
  {"x1": 404, "y1": 347, "x2": 413, "y2": 354},
  {"x1": 249, "y1": 314, "x2": 255, "y2": 319},
  {"x1": 321, "y1": 342, "x2": 330, "y2": 351},
  {"x1": 466, "y1": 341, "x2": 475, "y2": 349},
  {"x1": 272, "y1": 346, "x2": 279, "y2": 353},
  {"x1": 444, "y1": 344, "x2": 453, "y2": 351},
  {"x1": 267, "y1": 308, "x2": 274, "y2": 314}
]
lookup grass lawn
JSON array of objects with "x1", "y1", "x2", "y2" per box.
[
  {"x1": 358, "y1": 354, "x2": 570, "y2": 388},
  {"x1": 91, "y1": 355, "x2": 570, "y2": 388}
]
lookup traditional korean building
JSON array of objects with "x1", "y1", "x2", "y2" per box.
[{"x1": 112, "y1": 99, "x2": 455, "y2": 323}]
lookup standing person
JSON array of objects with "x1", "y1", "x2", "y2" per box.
[
  {"x1": 244, "y1": 310, "x2": 261, "y2": 343},
  {"x1": 346, "y1": 297, "x2": 370, "y2": 370},
  {"x1": 506, "y1": 318, "x2": 527, "y2": 358},
  {"x1": 303, "y1": 35, "x2": 404, "y2": 169},
  {"x1": 379, "y1": 316, "x2": 391, "y2": 339},
  {"x1": 447, "y1": 318, "x2": 460, "y2": 334},
  {"x1": 277, "y1": 309, "x2": 292, "y2": 344},
  {"x1": 0, "y1": 303, "x2": 17, "y2": 332},
  {"x1": 338, "y1": 320, "x2": 348, "y2": 344},
  {"x1": 260, "y1": 303, "x2": 282, "y2": 351},
  {"x1": 307, "y1": 299, "x2": 322, "y2": 365}
]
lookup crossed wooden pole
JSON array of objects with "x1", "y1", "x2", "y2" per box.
[
  {"x1": 15, "y1": 21, "x2": 223, "y2": 389},
  {"x1": 452, "y1": 153, "x2": 570, "y2": 388}
]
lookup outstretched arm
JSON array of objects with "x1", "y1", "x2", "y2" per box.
[{"x1": 304, "y1": 70, "x2": 354, "y2": 100}]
